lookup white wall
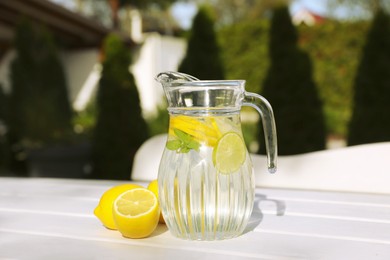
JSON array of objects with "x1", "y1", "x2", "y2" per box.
[
  {"x1": 0, "y1": 33, "x2": 186, "y2": 116},
  {"x1": 0, "y1": 48, "x2": 100, "y2": 111},
  {"x1": 62, "y1": 49, "x2": 100, "y2": 102},
  {"x1": 61, "y1": 48, "x2": 100, "y2": 111},
  {"x1": 0, "y1": 50, "x2": 15, "y2": 93},
  {"x1": 64, "y1": 33, "x2": 186, "y2": 116},
  {"x1": 131, "y1": 33, "x2": 186, "y2": 117}
]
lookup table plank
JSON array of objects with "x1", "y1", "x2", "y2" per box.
[{"x1": 1, "y1": 177, "x2": 390, "y2": 259}]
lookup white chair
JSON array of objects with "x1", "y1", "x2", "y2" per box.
[
  {"x1": 131, "y1": 134, "x2": 166, "y2": 181},
  {"x1": 252, "y1": 142, "x2": 390, "y2": 194},
  {"x1": 131, "y1": 134, "x2": 390, "y2": 194}
]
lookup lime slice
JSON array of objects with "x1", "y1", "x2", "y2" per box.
[{"x1": 213, "y1": 132, "x2": 246, "y2": 174}]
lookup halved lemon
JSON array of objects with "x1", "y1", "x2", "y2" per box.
[
  {"x1": 213, "y1": 132, "x2": 246, "y2": 174},
  {"x1": 113, "y1": 188, "x2": 160, "y2": 239},
  {"x1": 94, "y1": 183, "x2": 142, "y2": 230}
]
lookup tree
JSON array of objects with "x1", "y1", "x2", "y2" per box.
[
  {"x1": 75, "y1": 0, "x2": 177, "y2": 29},
  {"x1": 209, "y1": 0, "x2": 291, "y2": 26},
  {"x1": 8, "y1": 19, "x2": 73, "y2": 173},
  {"x1": 0, "y1": 85, "x2": 8, "y2": 169},
  {"x1": 219, "y1": 20, "x2": 269, "y2": 93},
  {"x1": 258, "y1": 6, "x2": 326, "y2": 155},
  {"x1": 348, "y1": 10, "x2": 390, "y2": 145},
  {"x1": 326, "y1": 0, "x2": 390, "y2": 19},
  {"x1": 92, "y1": 34, "x2": 148, "y2": 180},
  {"x1": 0, "y1": 85, "x2": 6, "y2": 124},
  {"x1": 178, "y1": 5, "x2": 225, "y2": 79},
  {"x1": 9, "y1": 20, "x2": 72, "y2": 145}
]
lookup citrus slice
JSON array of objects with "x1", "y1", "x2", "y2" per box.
[
  {"x1": 213, "y1": 132, "x2": 246, "y2": 174},
  {"x1": 113, "y1": 188, "x2": 160, "y2": 239},
  {"x1": 169, "y1": 115, "x2": 221, "y2": 147},
  {"x1": 94, "y1": 183, "x2": 143, "y2": 230}
]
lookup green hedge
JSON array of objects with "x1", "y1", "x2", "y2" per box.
[
  {"x1": 9, "y1": 19, "x2": 73, "y2": 145},
  {"x1": 299, "y1": 21, "x2": 369, "y2": 137},
  {"x1": 348, "y1": 11, "x2": 390, "y2": 145},
  {"x1": 219, "y1": 20, "x2": 269, "y2": 93},
  {"x1": 258, "y1": 6, "x2": 326, "y2": 155},
  {"x1": 92, "y1": 34, "x2": 148, "y2": 180},
  {"x1": 179, "y1": 5, "x2": 225, "y2": 79},
  {"x1": 0, "y1": 85, "x2": 7, "y2": 169},
  {"x1": 219, "y1": 19, "x2": 369, "y2": 137}
]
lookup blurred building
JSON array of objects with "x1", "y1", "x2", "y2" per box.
[
  {"x1": 292, "y1": 8, "x2": 325, "y2": 26},
  {"x1": 0, "y1": 0, "x2": 185, "y2": 117}
]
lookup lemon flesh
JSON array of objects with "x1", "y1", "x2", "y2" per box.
[
  {"x1": 213, "y1": 132, "x2": 246, "y2": 174},
  {"x1": 94, "y1": 184, "x2": 142, "y2": 230},
  {"x1": 113, "y1": 188, "x2": 160, "y2": 239}
]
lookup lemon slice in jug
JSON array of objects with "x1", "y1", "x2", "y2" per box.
[{"x1": 213, "y1": 132, "x2": 246, "y2": 174}]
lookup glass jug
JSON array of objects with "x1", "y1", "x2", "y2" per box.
[{"x1": 156, "y1": 72, "x2": 277, "y2": 240}]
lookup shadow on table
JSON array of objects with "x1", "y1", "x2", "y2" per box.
[
  {"x1": 150, "y1": 224, "x2": 169, "y2": 238},
  {"x1": 243, "y1": 193, "x2": 286, "y2": 234}
]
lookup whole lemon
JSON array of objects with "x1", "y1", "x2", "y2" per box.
[
  {"x1": 94, "y1": 183, "x2": 142, "y2": 230},
  {"x1": 147, "y1": 179, "x2": 165, "y2": 224}
]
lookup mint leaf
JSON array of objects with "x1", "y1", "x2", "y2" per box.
[
  {"x1": 179, "y1": 147, "x2": 191, "y2": 153},
  {"x1": 173, "y1": 128, "x2": 192, "y2": 143},
  {"x1": 169, "y1": 128, "x2": 201, "y2": 153},
  {"x1": 187, "y1": 139, "x2": 200, "y2": 152},
  {"x1": 166, "y1": 139, "x2": 182, "y2": 150}
]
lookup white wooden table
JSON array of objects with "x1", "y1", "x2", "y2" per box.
[{"x1": 1, "y1": 177, "x2": 390, "y2": 259}]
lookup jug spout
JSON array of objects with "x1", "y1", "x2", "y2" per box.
[
  {"x1": 155, "y1": 71, "x2": 199, "y2": 86},
  {"x1": 243, "y1": 92, "x2": 277, "y2": 173}
]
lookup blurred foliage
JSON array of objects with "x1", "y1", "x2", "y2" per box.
[
  {"x1": 219, "y1": 20, "x2": 269, "y2": 93},
  {"x1": 75, "y1": 0, "x2": 178, "y2": 29},
  {"x1": 0, "y1": 84, "x2": 8, "y2": 169},
  {"x1": 179, "y1": 5, "x2": 225, "y2": 79},
  {"x1": 6, "y1": 19, "x2": 74, "y2": 175},
  {"x1": 72, "y1": 100, "x2": 97, "y2": 138},
  {"x1": 259, "y1": 6, "x2": 326, "y2": 155},
  {"x1": 193, "y1": 0, "x2": 291, "y2": 26},
  {"x1": 118, "y1": 0, "x2": 176, "y2": 9},
  {"x1": 241, "y1": 119, "x2": 259, "y2": 153},
  {"x1": 299, "y1": 21, "x2": 369, "y2": 137},
  {"x1": 145, "y1": 103, "x2": 169, "y2": 137},
  {"x1": 9, "y1": 19, "x2": 73, "y2": 146},
  {"x1": 218, "y1": 15, "x2": 370, "y2": 138},
  {"x1": 327, "y1": 0, "x2": 390, "y2": 18},
  {"x1": 91, "y1": 33, "x2": 148, "y2": 180},
  {"x1": 348, "y1": 11, "x2": 390, "y2": 145},
  {"x1": 0, "y1": 84, "x2": 7, "y2": 123}
]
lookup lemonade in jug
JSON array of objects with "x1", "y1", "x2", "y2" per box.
[{"x1": 156, "y1": 72, "x2": 277, "y2": 240}]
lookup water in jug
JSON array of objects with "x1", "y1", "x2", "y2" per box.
[{"x1": 156, "y1": 72, "x2": 277, "y2": 240}]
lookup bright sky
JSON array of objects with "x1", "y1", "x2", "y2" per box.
[
  {"x1": 51, "y1": 0, "x2": 358, "y2": 30},
  {"x1": 171, "y1": 1, "x2": 198, "y2": 29},
  {"x1": 290, "y1": 0, "x2": 328, "y2": 15},
  {"x1": 172, "y1": 0, "x2": 330, "y2": 29}
]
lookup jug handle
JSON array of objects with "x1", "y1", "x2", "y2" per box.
[{"x1": 243, "y1": 92, "x2": 277, "y2": 173}]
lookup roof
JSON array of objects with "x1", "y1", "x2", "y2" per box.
[
  {"x1": 292, "y1": 8, "x2": 326, "y2": 26},
  {"x1": 0, "y1": 0, "x2": 132, "y2": 51}
]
